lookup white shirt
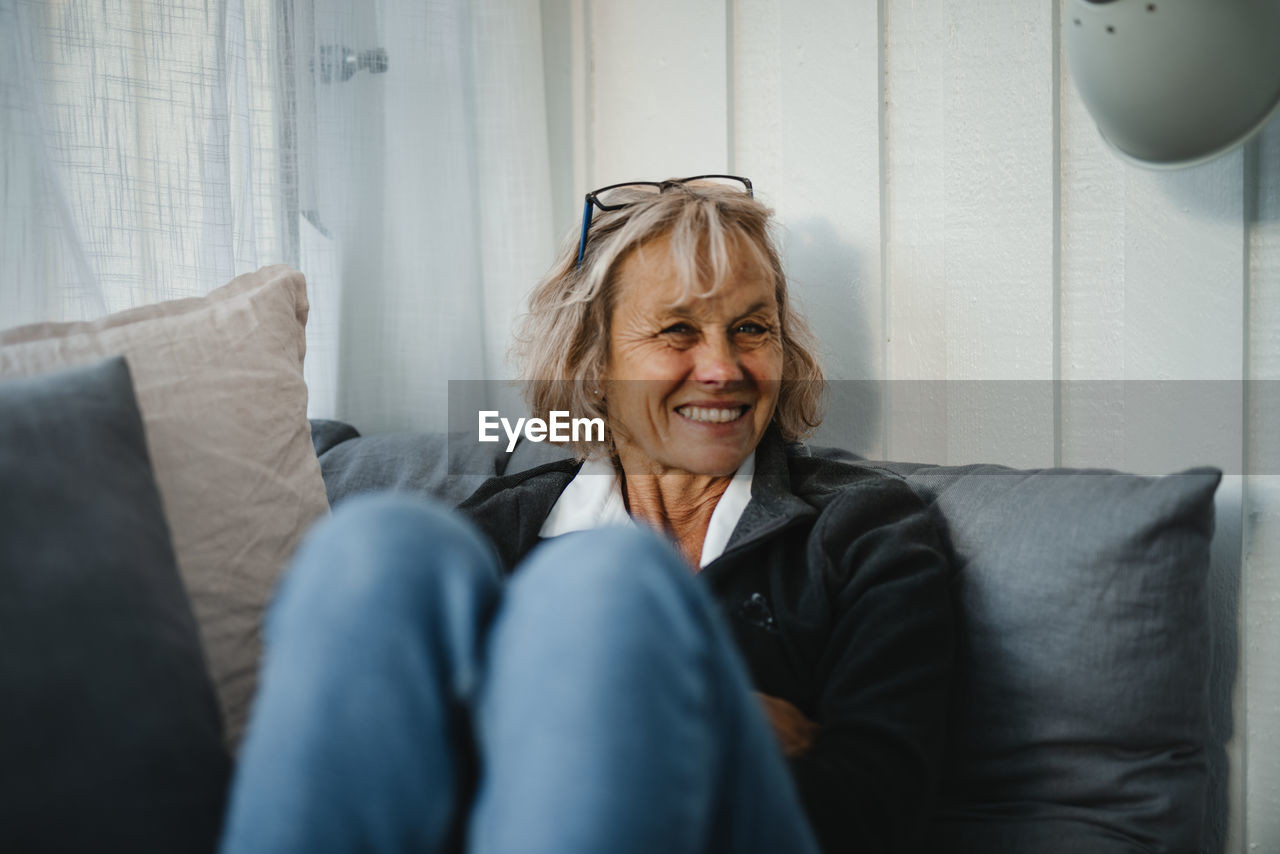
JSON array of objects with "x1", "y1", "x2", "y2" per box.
[{"x1": 538, "y1": 453, "x2": 756, "y2": 568}]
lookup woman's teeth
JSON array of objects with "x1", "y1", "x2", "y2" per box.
[{"x1": 678, "y1": 405, "x2": 744, "y2": 424}]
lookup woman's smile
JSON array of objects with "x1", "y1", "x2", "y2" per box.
[{"x1": 674, "y1": 403, "x2": 751, "y2": 425}]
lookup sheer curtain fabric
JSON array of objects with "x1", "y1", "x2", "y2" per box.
[{"x1": 1, "y1": 0, "x2": 554, "y2": 432}]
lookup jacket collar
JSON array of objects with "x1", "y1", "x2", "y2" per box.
[{"x1": 718, "y1": 424, "x2": 817, "y2": 562}]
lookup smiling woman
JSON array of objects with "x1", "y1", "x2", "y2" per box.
[
  {"x1": 222, "y1": 179, "x2": 955, "y2": 854},
  {"x1": 512, "y1": 182, "x2": 826, "y2": 568}
]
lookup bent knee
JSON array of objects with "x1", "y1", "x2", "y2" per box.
[
  {"x1": 487, "y1": 528, "x2": 720, "y2": 684},
  {"x1": 524, "y1": 524, "x2": 684, "y2": 579},
  {"x1": 510, "y1": 526, "x2": 701, "y2": 623},
  {"x1": 274, "y1": 493, "x2": 499, "y2": 631}
]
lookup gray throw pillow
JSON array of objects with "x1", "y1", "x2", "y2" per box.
[
  {"x1": 883, "y1": 463, "x2": 1220, "y2": 854},
  {"x1": 0, "y1": 357, "x2": 230, "y2": 853}
]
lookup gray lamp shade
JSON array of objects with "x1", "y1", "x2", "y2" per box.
[{"x1": 1065, "y1": 0, "x2": 1280, "y2": 167}]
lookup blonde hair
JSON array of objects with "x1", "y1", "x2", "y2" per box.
[{"x1": 513, "y1": 182, "x2": 825, "y2": 459}]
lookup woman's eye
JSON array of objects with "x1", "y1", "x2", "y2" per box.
[
  {"x1": 735, "y1": 322, "x2": 768, "y2": 335},
  {"x1": 661, "y1": 323, "x2": 695, "y2": 336}
]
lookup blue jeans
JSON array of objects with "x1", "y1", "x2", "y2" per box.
[{"x1": 219, "y1": 494, "x2": 819, "y2": 854}]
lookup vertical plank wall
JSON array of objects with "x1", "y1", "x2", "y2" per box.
[
  {"x1": 881, "y1": 0, "x2": 1057, "y2": 469},
  {"x1": 552, "y1": 2, "x2": 1275, "y2": 849},
  {"x1": 731, "y1": 0, "x2": 885, "y2": 456}
]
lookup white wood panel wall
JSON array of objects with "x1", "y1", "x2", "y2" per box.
[
  {"x1": 882, "y1": 0, "x2": 1058, "y2": 469},
  {"x1": 547, "y1": 3, "x2": 1277, "y2": 849},
  {"x1": 731, "y1": 0, "x2": 885, "y2": 455}
]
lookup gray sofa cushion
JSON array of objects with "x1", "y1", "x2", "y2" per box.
[
  {"x1": 881, "y1": 463, "x2": 1220, "y2": 854},
  {"x1": 310, "y1": 419, "x2": 574, "y2": 509},
  {"x1": 309, "y1": 422, "x2": 1220, "y2": 853},
  {"x1": 0, "y1": 357, "x2": 230, "y2": 853},
  {"x1": 310, "y1": 421, "x2": 507, "y2": 508}
]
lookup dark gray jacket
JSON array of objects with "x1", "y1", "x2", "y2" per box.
[{"x1": 458, "y1": 427, "x2": 956, "y2": 854}]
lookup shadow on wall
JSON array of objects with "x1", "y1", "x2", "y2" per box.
[
  {"x1": 1137, "y1": 117, "x2": 1280, "y2": 223},
  {"x1": 780, "y1": 218, "x2": 881, "y2": 458}
]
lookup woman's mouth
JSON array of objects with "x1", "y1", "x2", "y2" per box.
[{"x1": 675, "y1": 404, "x2": 750, "y2": 424}]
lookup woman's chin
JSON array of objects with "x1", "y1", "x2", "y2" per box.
[
  {"x1": 617, "y1": 417, "x2": 764, "y2": 477},
  {"x1": 662, "y1": 443, "x2": 755, "y2": 477}
]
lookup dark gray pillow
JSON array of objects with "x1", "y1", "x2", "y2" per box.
[
  {"x1": 0, "y1": 357, "x2": 230, "y2": 853},
  {"x1": 885, "y1": 463, "x2": 1220, "y2": 854}
]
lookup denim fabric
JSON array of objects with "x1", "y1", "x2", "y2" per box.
[{"x1": 220, "y1": 494, "x2": 818, "y2": 854}]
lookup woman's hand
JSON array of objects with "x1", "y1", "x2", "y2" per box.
[{"x1": 754, "y1": 692, "x2": 818, "y2": 757}]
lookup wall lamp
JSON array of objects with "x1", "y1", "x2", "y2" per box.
[{"x1": 1064, "y1": 0, "x2": 1280, "y2": 167}]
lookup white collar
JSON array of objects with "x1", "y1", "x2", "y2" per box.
[{"x1": 538, "y1": 453, "x2": 756, "y2": 568}]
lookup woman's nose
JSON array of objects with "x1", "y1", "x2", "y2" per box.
[{"x1": 692, "y1": 335, "x2": 744, "y2": 385}]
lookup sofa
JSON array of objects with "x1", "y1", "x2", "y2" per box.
[{"x1": 0, "y1": 266, "x2": 1228, "y2": 853}]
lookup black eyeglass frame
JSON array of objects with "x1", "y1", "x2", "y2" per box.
[{"x1": 575, "y1": 174, "x2": 754, "y2": 268}]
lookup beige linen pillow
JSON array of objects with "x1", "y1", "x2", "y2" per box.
[{"x1": 0, "y1": 265, "x2": 330, "y2": 746}]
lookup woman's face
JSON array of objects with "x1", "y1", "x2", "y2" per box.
[{"x1": 604, "y1": 232, "x2": 783, "y2": 477}]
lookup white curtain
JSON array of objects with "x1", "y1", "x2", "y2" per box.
[{"x1": 1, "y1": 0, "x2": 554, "y2": 433}]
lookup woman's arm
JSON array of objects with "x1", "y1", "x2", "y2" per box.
[
  {"x1": 789, "y1": 479, "x2": 956, "y2": 854},
  {"x1": 755, "y1": 691, "x2": 819, "y2": 757}
]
